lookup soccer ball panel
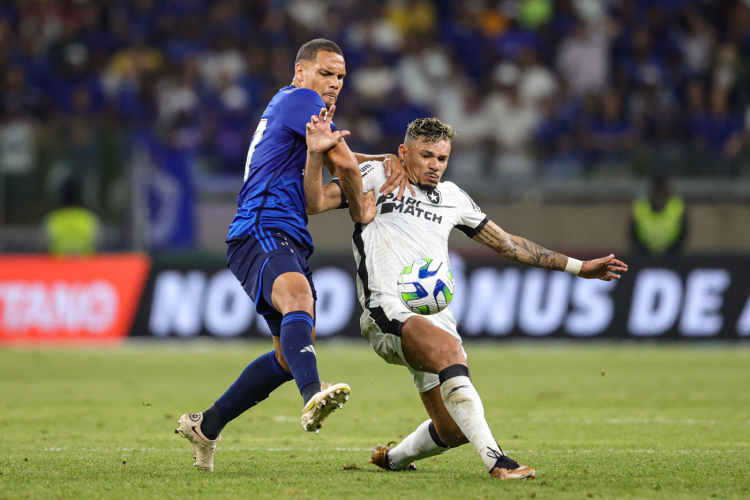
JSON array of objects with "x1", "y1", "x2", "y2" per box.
[{"x1": 397, "y1": 258, "x2": 455, "y2": 315}]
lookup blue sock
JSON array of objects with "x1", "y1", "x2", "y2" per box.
[
  {"x1": 280, "y1": 311, "x2": 320, "y2": 403},
  {"x1": 212, "y1": 350, "x2": 293, "y2": 432}
]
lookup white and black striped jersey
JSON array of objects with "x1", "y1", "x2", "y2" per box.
[{"x1": 352, "y1": 161, "x2": 488, "y2": 335}]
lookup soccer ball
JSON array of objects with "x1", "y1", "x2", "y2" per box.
[{"x1": 397, "y1": 258, "x2": 454, "y2": 315}]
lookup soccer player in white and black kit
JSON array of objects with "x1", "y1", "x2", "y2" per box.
[{"x1": 303, "y1": 112, "x2": 628, "y2": 479}]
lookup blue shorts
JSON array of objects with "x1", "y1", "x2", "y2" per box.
[{"x1": 227, "y1": 229, "x2": 316, "y2": 334}]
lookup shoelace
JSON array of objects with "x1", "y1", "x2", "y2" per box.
[{"x1": 487, "y1": 448, "x2": 520, "y2": 470}]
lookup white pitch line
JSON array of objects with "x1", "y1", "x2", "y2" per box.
[{"x1": 527, "y1": 417, "x2": 728, "y2": 425}]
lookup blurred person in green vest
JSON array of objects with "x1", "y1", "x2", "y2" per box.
[
  {"x1": 630, "y1": 177, "x2": 686, "y2": 256},
  {"x1": 44, "y1": 178, "x2": 100, "y2": 256}
]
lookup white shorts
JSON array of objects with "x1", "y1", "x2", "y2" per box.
[{"x1": 360, "y1": 298, "x2": 466, "y2": 393}]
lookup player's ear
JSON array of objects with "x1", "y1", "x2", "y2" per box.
[
  {"x1": 398, "y1": 144, "x2": 408, "y2": 163},
  {"x1": 294, "y1": 62, "x2": 306, "y2": 85}
]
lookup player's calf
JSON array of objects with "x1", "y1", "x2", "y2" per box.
[
  {"x1": 439, "y1": 364, "x2": 535, "y2": 479},
  {"x1": 431, "y1": 415, "x2": 469, "y2": 448}
]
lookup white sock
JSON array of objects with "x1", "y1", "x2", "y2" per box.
[
  {"x1": 388, "y1": 419, "x2": 447, "y2": 469},
  {"x1": 440, "y1": 369, "x2": 504, "y2": 472}
]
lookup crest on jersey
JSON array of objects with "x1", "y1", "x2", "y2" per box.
[{"x1": 426, "y1": 189, "x2": 442, "y2": 205}]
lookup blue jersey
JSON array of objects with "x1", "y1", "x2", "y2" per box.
[{"x1": 227, "y1": 86, "x2": 333, "y2": 253}]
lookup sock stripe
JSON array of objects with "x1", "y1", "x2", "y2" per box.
[
  {"x1": 438, "y1": 364, "x2": 470, "y2": 384},
  {"x1": 281, "y1": 312, "x2": 314, "y2": 329},
  {"x1": 281, "y1": 316, "x2": 313, "y2": 327},
  {"x1": 428, "y1": 421, "x2": 449, "y2": 449}
]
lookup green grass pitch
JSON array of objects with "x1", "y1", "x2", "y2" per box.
[{"x1": 1, "y1": 341, "x2": 748, "y2": 499}]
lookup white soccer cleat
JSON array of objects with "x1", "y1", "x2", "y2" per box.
[
  {"x1": 300, "y1": 382, "x2": 351, "y2": 432},
  {"x1": 175, "y1": 412, "x2": 221, "y2": 471}
]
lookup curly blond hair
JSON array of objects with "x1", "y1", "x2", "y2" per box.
[{"x1": 405, "y1": 118, "x2": 457, "y2": 144}]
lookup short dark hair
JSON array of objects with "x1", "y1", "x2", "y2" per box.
[
  {"x1": 295, "y1": 39, "x2": 343, "y2": 64},
  {"x1": 405, "y1": 118, "x2": 457, "y2": 144}
]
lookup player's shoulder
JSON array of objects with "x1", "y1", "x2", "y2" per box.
[
  {"x1": 435, "y1": 180, "x2": 466, "y2": 199},
  {"x1": 438, "y1": 181, "x2": 482, "y2": 211},
  {"x1": 276, "y1": 86, "x2": 325, "y2": 107},
  {"x1": 359, "y1": 160, "x2": 385, "y2": 178}
]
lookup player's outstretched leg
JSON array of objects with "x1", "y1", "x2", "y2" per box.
[{"x1": 176, "y1": 349, "x2": 293, "y2": 471}]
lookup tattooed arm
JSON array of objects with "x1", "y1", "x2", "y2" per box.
[
  {"x1": 472, "y1": 220, "x2": 628, "y2": 280},
  {"x1": 472, "y1": 220, "x2": 567, "y2": 270}
]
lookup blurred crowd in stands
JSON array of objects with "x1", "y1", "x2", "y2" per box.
[{"x1": 2, "y1": 0, "x2": 750, "y2": 225}]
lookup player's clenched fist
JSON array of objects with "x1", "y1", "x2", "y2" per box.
[{"x1": 305, "y1": 105, "x2": 350, "y2": 154}]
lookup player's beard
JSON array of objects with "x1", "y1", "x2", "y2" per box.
[{"x1": 418, "y1": 182, "x2": 437, "y2": 191}]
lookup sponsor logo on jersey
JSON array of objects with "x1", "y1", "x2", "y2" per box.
[
  {"x1": 375, "y1": 193, "x2": 443, "y2": 224},
  {"x1": 360, "y1": 163, "x2": 374, "y2": 177}
]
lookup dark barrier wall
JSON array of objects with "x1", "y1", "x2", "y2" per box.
[{"x1": 130, "y1": 253, "x2": 750, "y2": 340}]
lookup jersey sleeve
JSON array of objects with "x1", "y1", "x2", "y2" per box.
[
  {"x1": 281, "y1": 89, "x2": 338, "y2": 137},
  {"x1": 360, "y1": 161, "x2": 387, "y2": 193},
  {"x1": 332, "y1": 161, "x2": 384, "y2": 208},
  {"x1": 453, "y1": 186, "x2": 489, "y2": 238}
]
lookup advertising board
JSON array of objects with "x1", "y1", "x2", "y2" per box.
[
  {"x1": 131, "y1": 254, "x2": 750, "y2": 340},
  {"x1": 0, "y1": 255, "x2": 151, "y2": 343}
]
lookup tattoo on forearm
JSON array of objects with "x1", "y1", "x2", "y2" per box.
[{"x1": 474, "y1": 224, "x2": 566, "y2": 271}]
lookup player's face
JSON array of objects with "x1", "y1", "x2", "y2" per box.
[
  {"x1": 295, "y1": 51, "x2": 346, "y2": 108},
  {"x1": 399, "y1": 139, "x2": 451, "y2": 191}
]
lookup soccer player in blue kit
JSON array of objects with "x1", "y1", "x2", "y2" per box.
[{"x1": 176, "y1": 39, "x2": 412, "y2": 471}]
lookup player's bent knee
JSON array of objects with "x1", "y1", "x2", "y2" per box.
[
  {"x1": 274, "y1": 349, "x2": 291, "y2": 373},
  {"x1": 435, "y1": 341, "x2": 466, "y2": 373},
  {"x1": 274, "y1": 287, "x2": 314, "y2": 315},
  {"x1": 271, "y1": 272, "x2": 315, "y2": 315},
  {"x1": 285, "y1": 291, "x2": 314, "y2": 314}
]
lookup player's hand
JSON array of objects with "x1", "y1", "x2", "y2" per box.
[
  {"x1": 362, "y1": 191, "x2": 377, "y2": 224},
  {"x1": 579, "y1": 254, "x2": 628, "y2": 281},
  {"x1": 306, "y1": 105, "x2": 350, "y2": 154},
  {"x1": 381, "y1": 154, "x2": 415, "y2": 200}
]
